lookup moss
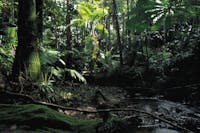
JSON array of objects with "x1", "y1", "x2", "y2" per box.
[
  {"x1": 26, "y1": 50, "x2": 41, "y2": 81},
  {"x1": 0, "y1": 104, "x2": 100, "y2": 133}
]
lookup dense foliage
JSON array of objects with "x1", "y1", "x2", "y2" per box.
[{"x1": 0, "y1": 0, "x2": 199, "y2": 94}]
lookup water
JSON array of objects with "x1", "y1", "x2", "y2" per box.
[
  {"x1": 121, "y1": 98, "x2": 200, "y2": 133},
  {"x1": 125, "y1": 128, "x2": 179, "y2": 133}
]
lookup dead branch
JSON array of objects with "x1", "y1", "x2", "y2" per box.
[{"x1": 164, "y1": 83, "x2": 200, "y2": 90}]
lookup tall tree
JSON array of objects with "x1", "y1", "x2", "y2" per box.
[
  {"x1": 12, "y1": 0, "x2": 41, "y2": 81},
  {"x1": 66, "y1": 0, "x2": 72, "y2": 50},
  {"x1": 36, "y1": 0, "x2": 43, "y2": 42},
  {"x1": 126, "y1": 0, "x2": 131, "y2": 45},
  {"x1": 65, "y1": 0, "x2": 73, "y2": 68},
  {"x1": 112, "y1": 0, "x2": 123, "y2": 67}
]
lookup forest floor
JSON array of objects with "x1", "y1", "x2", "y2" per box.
[
  {"x1": 55, "y1": 85, "x2": 200, "y2": 133},
  {"x1": 0, "y1": 69, "x2": 200, "y2": 133}
]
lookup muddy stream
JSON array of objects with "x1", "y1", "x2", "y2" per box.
[{"x1": 120, "y1": 97, "x2": 200, "y2": 133}]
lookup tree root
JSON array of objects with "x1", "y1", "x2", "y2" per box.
[{"x1": 0, "y1": 91, "x2": 191, "y2": 132}]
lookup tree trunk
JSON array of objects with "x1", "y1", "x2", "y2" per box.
[
  {"x1": 65, "y1": 0, "x2": 73, "y2": 68},
  {"x1": 36, "y1": 0, "x2": 43, "y2": 42},
  {"x1": 66, "y1": 0, "x2": 72, "y2": 49},
  {"x1": 112, "y1": 0, "x2": 123, "y2": 67},
  {"x1": 12, "y1": 0, "x2": 40, "y2": 81},
  {"x1": 126, "y1": 0, "x2": 131, "y2": 45}
]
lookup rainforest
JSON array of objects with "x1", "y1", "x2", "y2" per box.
[{"x1": 0, "y1": 0, "x2": 200, "y2": 133}]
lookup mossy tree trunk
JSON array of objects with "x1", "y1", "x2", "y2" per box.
[{"x1": 12, "y1": 0, "x2": 41, "y2": 81}]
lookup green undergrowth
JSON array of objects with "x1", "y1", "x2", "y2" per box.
[{"x1": 0, "y1": 104, "x2": 101, "y2": 133}]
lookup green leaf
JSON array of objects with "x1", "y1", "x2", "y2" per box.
[
  {"x1": 65, "y1": 69, "x2": 87, "y2": 84},
  {"x1": 39, "y1": 47, "x2": 61, "y2": 66},
  {"x1": 96, "y1": 23, "x2": 104, "y2": 31}
]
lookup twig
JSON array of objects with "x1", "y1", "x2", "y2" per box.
[
  {"x1": 0, "y1": 91, "x2": 191, "y2": 132},
  {"x1": 164, "y1": 83, "x2": 200, "y2": 90}
]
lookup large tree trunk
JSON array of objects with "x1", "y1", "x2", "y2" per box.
[{"x1": 12, "y1": 0, "x2": 40, "y2": 81}]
